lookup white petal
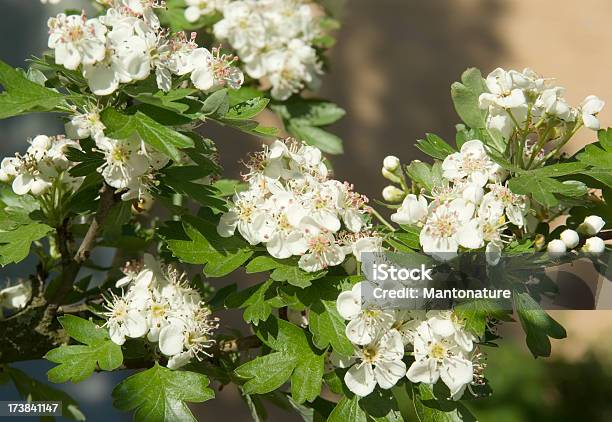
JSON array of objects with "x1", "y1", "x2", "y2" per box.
[
  {"x1": 345, "y1": 364, "x2": 376, "y2": 397},
  {"x1": 440, "y1": 356, "x2": 474, "y2": 399},
  {"x1": 336, "y1": 288, "x2": 361, "y2": 320},
  {"x1": 374, "y1": 359, "x2": 406, "y2": 389},
  {"x1": 159, "y1": 325, "x2": 185, "y2": 356},
  {"x1": 406, "y1": 358, "x2": 440, "y2": 384}
]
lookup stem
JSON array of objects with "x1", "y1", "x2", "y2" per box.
[{"x1": 369, "y1": 206, "x2": 395, "y2": 231}]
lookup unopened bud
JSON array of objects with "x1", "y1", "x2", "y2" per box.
[
  {"x1": 382, "y1": 185, "x2": 405, "y2": 202},
  {"x1": 547, "y1": 239, "x2": 567, "y2": 258},
  {"x1": 578, "y1": 215, "x2": 605, "y2": 236},
  {"x1": 583, "y1": 237, "x2": 605, "y2": 255},
  {"x1": 383, "y1": 155, "x2": 401, "y2": 172},
  {"x1": 560, "y1": 229, "x2": 579, "y2": 249},
  {"x1": 534, "y1": 234, "x2": 546, "y2": 251}
]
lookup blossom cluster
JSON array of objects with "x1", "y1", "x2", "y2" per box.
[
  {"x1": 212, "y1": 0, "x2": 323, "y2": 100},
  {"x1": 0, "y1": 280, "x2": 32, "y2": 316},
  {"x1": 0, "y1": 135, "x2": 82, "y2": 197},
  {"x1": 547, "y1": 215, "x2": 607, "y2": 257},
  {"x1": 479, "y1": 67, "x2": 604, "y2": 141},
  {"x1": 66, "y1": 106, "x2": 171, "y2": 203},
  {"x1": 333, "y1": 282, "x2": 483, "y2": 399},
  {"x1": 385, "y1": 140, "x2": 528, "y2": 263},
  {"x1": 104, "y1": 254, "x2": 218, "y2": 369},
  {"x1": 48, "y1": 1, "x2": 244, "y2": 95},
  {"x1": 217, "y1": 139, "x2": 379, "y2": 272}
]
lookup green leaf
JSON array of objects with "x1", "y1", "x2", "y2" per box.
[
  {"x1": 225, "y1": 279, "x2": 275, "y2": 325},
  {"x1": 516, "y1": 162, "x2": 588, "y2": 177},
  {"x1": 308, "y1": 298, "x2": 353, "y2": 356},
  {"x1": 100, "y1": 108, "x2": 193, "y2": 161},
  {"x1": 0, "y1": 60, "x2": 65, "y2": 119},
  {"x1": 454, "y1": 299, "x2": 512, "y2": 337},
  {"x1": 514, "y1": 290, "x2": 566, "y2": 357},
  {"x1": 412, "y1": 384, "x2": 476, "y2": 421},
  {"x1": 0, "y1": 222, "x2": 53, "y2": 266},
  {"x1": 236, "y1": 352, "x2": 298, "y2": 395},
  {"x1": 124, "y1": 87, "x2": 197, "y2": 113},
  {"x1": 451, "y1": 67, "x2": 487, "y2": 129},
  {"x1": 225, "y1": 96, "x2": 269, "y2": 120},
  {"x1": 44, "y1": 316, "x2": 123, "y2": 383},
  {"x1": 416, "y1": 133, "x2": 456, "y2": 160},
  {"x1": 274, "y1": 100, "x2": 346, "y2": 126},
  {"x1": 576, "y1": 143, "x2": 612, "y2": 168},
  {"x1": 328, "y1": 396, "x2": 367, "y2": 422},
  {"x1": 288, "y1": 122, "x2": 343, "y2": 154},
  {"x1": 246, "y1": 256, "x2": 327, "y2": 288},
  {"x1": 202, "y1": 89, "x2": 229, "y2": 115},
  {"x1": 163, "y1": 215, "x2": 254, "y2": 277},
  {"x1": 8, "y1": 366, "x2": 85, "y2": 421},
  {"x1": 236, "y1": 317, "x2": 325, "y2": 404},
  {"x1": 405, "y1": 161, "x2": 434, "y2": 191},
  {"x1": 508, "y1": 175, "x2": 586, "y2": 207},
  {"x1": 113, "y1": 363, "x2": 214, "y2": 422}
]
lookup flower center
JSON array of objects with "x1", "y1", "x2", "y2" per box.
[
  {"x1": 430, "y1": 342, "x2": 446, "y2": 359},
  {"x1": 362, "y1": 347, "x2": 378, "y2": 363}
]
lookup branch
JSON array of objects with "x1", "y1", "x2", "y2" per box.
[{"x1": 47, "y1": 185, "x2": 117, "y2": 305}]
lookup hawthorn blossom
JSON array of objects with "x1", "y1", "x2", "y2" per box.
[
  {"x1": 580, "y1": 95, "x2": 605, "y2": 130},
  {"x1": 442, "y1": 140, "x2": 504, "y2": 187},
  {"x1": 578, "y1": 215, "x2": 605, "y2": 236},
  {"x1": 407, "y1": 319, "x2": 475, "y2": 400},
  {"x1": 583, "y1": 237, "x2": 605, "y2": 255},
  {"x1": 344, "y1": 329, "x2": 406, "y2": 396},
  {"x1": 47, "y1": 13, "x2": 107, "y2": 71},
  {"x1": 336, "y1": 282, "x2": 394, "y2": 345},
  {"x1": 419, "y1": 198, "x2": 482, "y2": 260},
  {"x1": 0, "y1": 135, "x2": 82, "y2": 196},
  {"x1": 478, "y1": 68, "x2": 526, "y2": 109},
  {"x1": 65, "y1": 108, "x2": 106, "y2": 140},
  {"x1": 479, "y1": 183, "x2": 528, "y2": 228},
  {"x1": 391, "y1": 194, "x2": 428, "y2": 226},
  {"x1": 185, "y1": 0, "x2": 227, "y2": 22}
]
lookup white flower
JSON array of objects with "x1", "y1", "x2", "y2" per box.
[
  {"x1": 426, "y1": 311, "x2": 475, "y2": 352},
  {"x1": 48, "y1": 13, "x2": 107, "y2": 70},
  {"x1": 103, "y1": 292, "x2": 148, "y2": 346},
  {"x1": 391, "y1": 194, "x2": 428, "y2": 225},
  {"x1": 65, "y1": 108, "x2": 106, "y2": 140},
  {"x1": 479, "y1": 183, "x2": 528, "y2": 228},
  {"x1": 213, "y1": 1, "x2": 266, "y2": 52},
  {"x1": 185, "y1": 0, "x2": 227, "y2": 23},
  {"x1": 535, "y1": 87, "x2": 575, "y2": 121},
  {"x1": 580, "y1": 95, "x2": 605, "y2": 130},
  {"x1": 407, "y1": 320, "x2": 475, "y2": 400},
  {"x1": 259, "y1": 192, "x2": 308, "y2": 259},
  {"x1": 344, "y1": 330, "x2": 406, "y2": 397},
  {"x1": 336, "y1": 282, "x2": 394, "y2": 345},
  {"x1": 217, "y1": 190, "x2": 268, "y2": 245},
  {"x1": 560, "y1": 229, "x2": 579, "y2": 249},
  {"x1": 547, "y1": 239, "x2": 567, "y2": 258},
  {"x1": 96, "y1": 136, "x2": 150, "y2": 189},
  {"x1": 299, "y1": 224, "x2": 346, "y2": 272},
  {"x1": 442, "y1": 140, "x2": 504, "y2": 187},
  {"x1": 578, "y1": 215, "x2": 605, "y2": 236},
  {"x1": 351, "y1": 236, "x2": 383, "y2": 262},
  {"x1": 0, "y1": 281, "x2": 32, "y2": 312},
  {"x1": 264, "y1": 39, "x2": 321, "y2": 100},
  {"x1": 479, "y1": 67, "x2": 526, "y2": 109},
  {"x1": 189, "y1": 47, "x2": 244, "y2": 91},
  {"x1": 420, "y1": 198, "x2": 481, "y2": 260},
  {"x1": 583, "y1": 237, "x2": 605, "y2": 255}
]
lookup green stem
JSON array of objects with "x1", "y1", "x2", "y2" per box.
[{"x1": 369, "y1": 207, "x2": 395, "y2": 231}]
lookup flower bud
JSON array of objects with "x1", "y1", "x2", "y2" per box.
[
  {"x1": 534, "y1": 234, "x2": 546, "y2": 251},
  {"x1": 382, "y1": 168, "x2": 401, "y2": 184},
  {"x1": 383, "y1": 155, "x2": 401, "y2": 172},
  {"x1": 560, "y1": 229, "x2": 579, "y2": 249},
  {"x1": 547, "y1": 239, "x2": 567, "y2": 258},
  {"x1": 382, "y1": 185, "x2": 405, "y2": 202},
  {"x1": 583, "y1": 237, "x2": 605, "y2": 255},
  {"x1": 578, "y1": 215, "x2": 605, "y2": 236}
]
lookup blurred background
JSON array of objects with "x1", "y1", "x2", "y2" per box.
[{"x1": 2, "y1": 0, "x2": 612, "y2": 420}]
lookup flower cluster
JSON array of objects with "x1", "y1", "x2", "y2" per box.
[
  {"x1": 213, "y1": 0, "x2": 323, "y2": 100},
  {"x1": 385, "y1": 140, "x2": 528, "y2": 263},
  {"x1": 66, "y1": 107, "x2": 170, "y2": 203},
  {"x1": 334, "y1": 282, "x2": 482, "y2": 399},
  {"x1": 0, "y1": 280, "x2": 32, "y2": 316},
  {"x1": 184, "y1": 0, "x2": 228, "y2": 23},
  {"x1": 0, "y1": 135, "x2": 82, "y2": 197},
  {"x1": 48, "y1": 1, "x2": 244, "y2": 95},
  {"x1": 104, "y1": 254, "x2": 219, "y2": 369},
  {"x1": 218, "y1": 139, "x2": 379, "y2": 272},
  {"x1": 547, "y1": 215, "x2": 607, "y2": 257},
  {"x1": 478, "y1": 67, "x2": 604, "y2": 167}
]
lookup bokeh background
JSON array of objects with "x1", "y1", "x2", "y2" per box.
[{"x1": 2, "y1": 0, "x2": 612, "y2": 420}]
